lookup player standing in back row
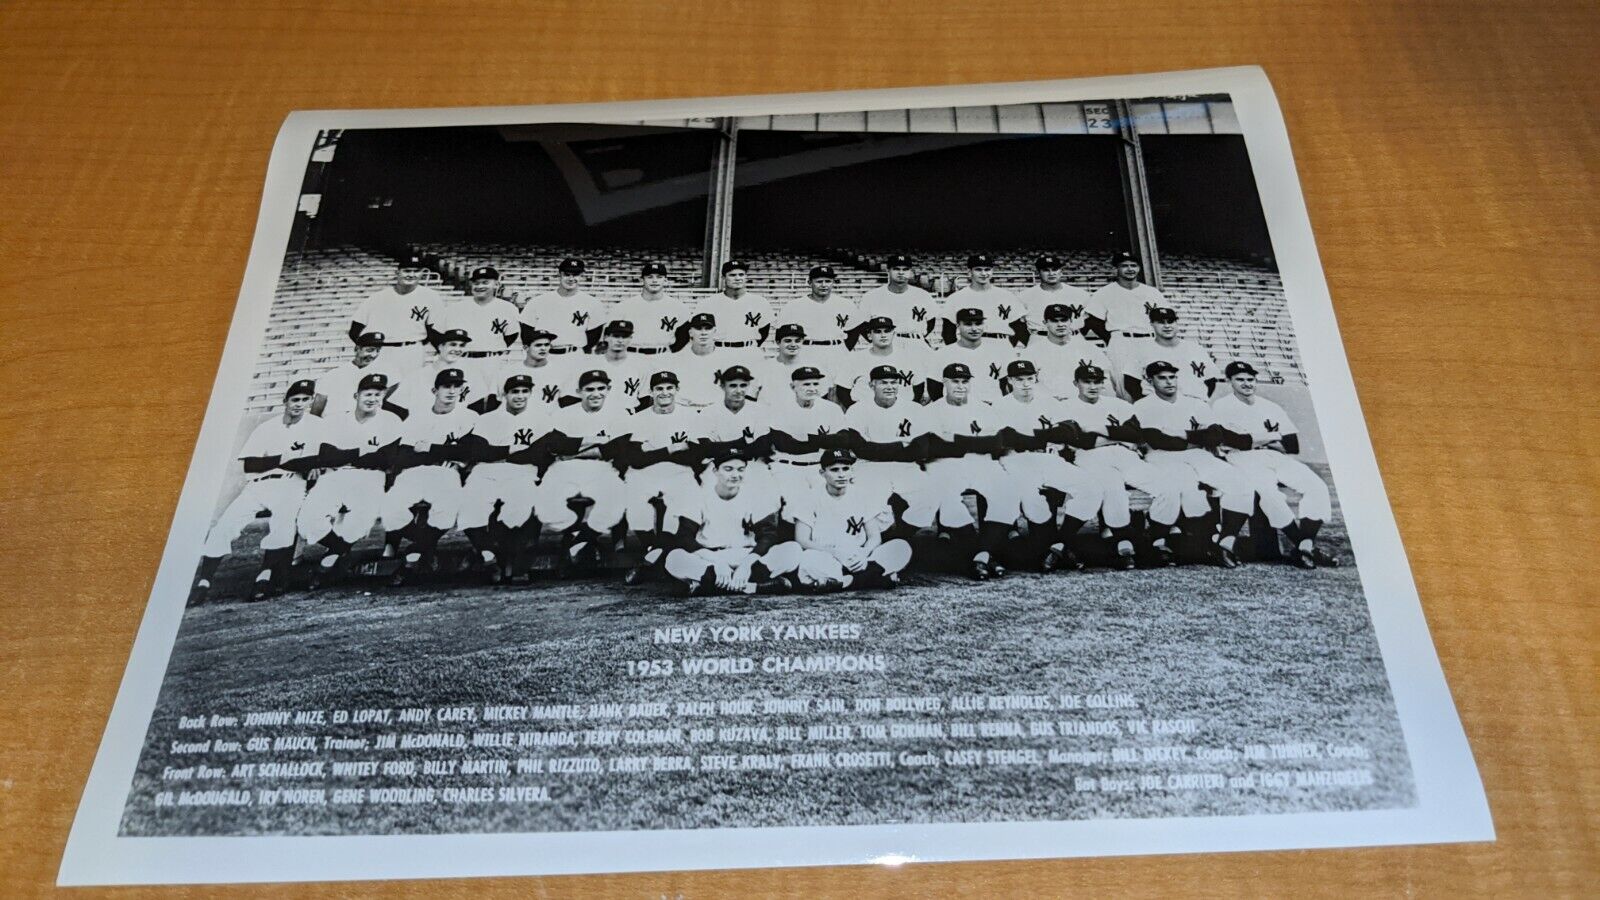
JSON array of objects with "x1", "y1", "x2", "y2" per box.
[
  {"x1": 518, "y1": 257, "x2": 605, "y2": 354},
  {"x1": 349, "y1": 254, "x2": 442, "y2": 373},
  {"x1": 854, "y1": 254, "x2": 938, "y2": 347},
  {"x1": 708, "y1": 259, "x2": 774, "y2": 348},
  {"x1": 611, "y1": 261, "x2": 692, "y2": 355}
]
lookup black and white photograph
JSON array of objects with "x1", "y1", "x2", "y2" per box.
[{"x1": 60, "y1": 70, "x2": 1490, "y2": 885}]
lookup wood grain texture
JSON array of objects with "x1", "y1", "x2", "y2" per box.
[{"x1": 0, "y1": 0, "x2": 1595, "y2": 895}]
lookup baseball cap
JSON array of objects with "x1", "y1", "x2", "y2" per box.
[
  {"x1": 710, "y1": 445, "x2": 749, "y2": 466},
  {"x1": 943, "y1": 362, "x2": 974, "y2": 380},
  {"x1": 967, "y1": 253, "x2": 995, "y2": 268},
  {"x1": 1035, "y1": 254, "x2": 1064, "y2": 270},
  {"x1": 434, "y1": 368, "x2": 467, "y2": 388},
  {"x1": 1145, "y1": 360, "x2": 1179, "y2": 377},
  {"x1": 808, "y1": 265, "x2": 836, "y2": 280},
  {"x1": 687, "y1": 312, "x2": 717, "y2": 330},
  {"x1": 602, "y1": 319, "x2": 634, "y2": 337},
  {"x1": 640, "y1": 262, "x2": 669, "y2": 277},
  {"x1": 720, "y1": 259, "x2": 749, "y2": 274},
  {"x1": 436, "y1": 328, "x2": 470, "y2": 345},
  {"x1": 716, "y1": 365, "x2": 754, "y2": 384},
  {"x1": 357, "y1": 373, "x2": 388, "y2": 392},
  {"x1": 558, "y1": 257, "x2": 586, "y2": 276},
  {"x1": 1006, "y1": 359, "x2": 1037, "y2": 379},
  {"x1": 650, "y1": 371, "x2": 679, "y2": 387},
  {"x1": 884, "y1": 254, "x2": 914, "y2": 268},
  {"x1": 864, "y1": 315, "x2": 894, "y2": 332},
  {"x1": 470, "y1": 265, "x2": 500, "y2": 281},
  {"x1": 577, "y1": 369, "x2": 610, "y2": 387},
  {"x1": 790, "y1": 366, "x2": 825, "y2": 382},
  {"x1": 1111, "y1": 250, "x2": 1139, "y2": 267},
  {"x1": 399, "y1": 253, "x2": 426, "y2": 269},
  {"x1": 1147, "y1": 306, "x2": 1179, "y2": 323},
  {"x1": 504, "y1": 373, "x2": 534, "y2": 392},
  {"x1": 775, "y1": 323, "x2": 806, "y2": 340},
  {"x1": 820, "y1": 447, "x2": 857, "y2": 467},
  {"x1": 525, "y1": 328, "x2": 557, "y2": 343},
  {"x1": 1225, "y1": 361, "x2": 1258, "y2": 378},
  {"x1": 955, "y1": 307, "x2": 985, "y2": 324},
  {"x1": 284, "y1": 379, "x2": 316, "y2": 399},
  {"x1": 869, "y1": 364, "x2": 901, "y2": 382},
  {"x1": 1042, "y1": 304, "x2": 1074, "y2": 322},
  {"x1": 1074, "y1": 363, "x2": 1107, "y2": 383},
  {"x1": 353, "y1": 330, "x2": 387, "y2": 347}
]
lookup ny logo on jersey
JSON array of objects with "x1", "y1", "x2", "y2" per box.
[
  {"x1": 969, "y1": 420, "x2": 984, "y2": 435},
  {"x1": 290, "y1": 441, "x2": 305, "y2": 452},
  {"x1": 1189, "y1": 416, "x2": 1201, "y2": 431},
  {"x1": 912, "y1": 305, "x2": 927, "y2": 321},
  {"x1": 740, "y1": 515, "x2": 757, "y2": 534},
  {"x1": 513, "y1": 427, "x2": 537, "y2": 447},
  {"x1": 460, "y1": 385, "x2": 473, "y2": 401},
  {"x1": 835, "y1": 313, "x2": 849, "y2": 329},
  {"x1": 997, "y1": 304, "x2": 1013, "y2": 321},
  {"x1": 744, "y1": 311, "x2": 762, "y2": 327},
  {"x1": 624, "y1": 377, "x2": 642, "y2": 396},
  {"x1": 1037, "y1": 414, "x2": 1053, "y2": 430},
  {"x1": 660, "y1": 315, "x2": 679, "y2": 332},
  {"x1": 671, "y1": 430, "x2": 688, "y2": 444},
  {"x1": 367, "y1": 436, "x2": 381, "y2": 447},
  {"x1": 897, "y1": 419, "x2": 912, "y2": 438},
  {"x1": 816, "y1": 425, "x2": 831, "y2": 435},
  {"x1": 443, "y1": 431, "x2": 462, "y2": 445},
  {"x1": 1191, "y1": 361, "x2": 1207, "y2": 377},
  {"x1": 1064, "y1": 303, "x2": 1085, "y2": 320},
  {"x1": 741, "y1": 426, "x2": 754, "y2": 440},
  {"x1": 410, "y1": 305, "x2": 429, "y2": 322},
  {"x1": 1106, "y1": 414, "x2": 1122, "y2": 428},
  {"x1": 541, "y1": 385, "x2": 560, "y2": 403},
  {"x1": 572, "y1": 310, "x2": 589, "y2": 326},
  {"x1": 491, "y1": 318, "x2": 510, "y2": 336},
  {"x1": 1264, "y1": 420, "x2": 1280, "y2": 433},
  {"x1": 989, "y1": 362, "x2": 1002, "y2": 380},
  {"x1": 846, "y1": 516, "x2": 867, "y2": 536},
  {"x1": 1144, "y1": 301, "x2": 1158, "y2": 315}
]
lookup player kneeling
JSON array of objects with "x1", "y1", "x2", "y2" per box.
[
  {"x1": 664, "y1": 449, "x2": 800, "y2": 596},
  {"x1": 791, "y1": 449, "x2": 912, "y2": 591}
]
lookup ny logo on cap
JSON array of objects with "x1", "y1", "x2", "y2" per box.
[
  {"x1": 572, "y1": 311, "x2": 589, "y2": 326},
  {"x1": 541, "y1": 385, "x2": 560, "y2": 403},
  {"x1": 846, "y1": 516, "x2": 866, "y2": 536},
  {"x1": 514, "y1": 427, "x2": 537, "y2": 446},
  {"x1": 912, "y1": 306, "x2": 927, "y2": 321},
  {"x1": 660, "y1": 316, "x2": 679, "y2": 332},
  {"x1": 1191, "y1": 361, "x2": 1207, "y2": 377},
  {"x1": 624, "y1": 377, "x2": 641, "y2": 396},
  {"x1": 1265, "y1": 420, "x2": 1280, "y2": 433},
  {"x1": 491, "y1": 318, "x2": 509, "y2": 336},
  {"x1": 410, "y1": 306, "x2": 429, "y2": 322},
  {"x1": 744, "y1": 311, "x2": 762, "y2": 327},
  {"x1": 897, "y1": 419, "x2": 912, "y2": 438},
  {"x1": 1144, "y1": 301, "x2": 1157, "y2": 314}
]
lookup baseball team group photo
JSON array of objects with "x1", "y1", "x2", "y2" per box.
[{"x1": 122, "y1": 97, "x2": 1417, "y2": 835}]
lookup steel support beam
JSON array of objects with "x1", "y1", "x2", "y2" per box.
[
  {"x1": 1113, "y1": 100, "x2": 1162, "y2": 290},
  {"x1": 701, "y1": 118, "x2": 738, "y2": 287}
]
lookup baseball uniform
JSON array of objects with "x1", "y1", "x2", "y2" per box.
[
  {"x1": 1133, "y1": 393, "x2": 1252, "y2": 518},
  {"x1": 380, "y1": 402, "x2": 478, "y2": 533},
  {"x1": 490, "y1": 356, "x2": 570, "y2": 408},
  {"x1": 352, "y1": 284, "x2": 442, "y2": 371},
  {"x1": 836, "y1": 344, "x2": 936, "y2": 402},
  {"x1": 532, "y1": 402, "x2": 629, "y2": 533},
  {"x1": 458, "y1": 405, "x2": 545, "y2": 531},
  {"x1": 841, "y1": 393, "x2": 929, "y2": 507},
  {"x1": 986, "y1": 393, "x2": 1106, "y2": 526},
  {"x1": 752, "y1": 351, "x2": 840, "y2": 402},
  {"x1": 309, "y1": 358, "x2": 397, "y2": 418},
  {"x1": 790, "y1": 481, "x2": 913, "y2": 586},
  {"x1": 563, "y1": 352, "x2": 648, "y2": 409},
  {"x1": 932, "y1": 340, "x2": 1017, "y2": 403},
  {"x1": 855, "y1": 283, "x2": 940, "y2": 343},
  {"x1": 295, "y1": 407, "x2": 401, "y2": 548},
  {"x1": 918, "y1": 398, "x2": 1019, "y2": 527},
  {"x1": 1021, "y1": 337, "x2": 1117, "y2": 402},
  {"x1": 1060, "y1": 395, "x2": 1194, "y2": 528},
  {"x1": 610, "y1": 293, "x2": 693, "y2": 353},
  {"x1": 397, "y1": 355, "x2": 491, "y2": 415},
  {"x1": 1128, "y1": 339, "x2": 1219, "y2": 400},
  {"x1": 518, "y1": 288, "x2": 607, "y2": 352},
  {"x1": 767, "y1": 396, "x2": 848, "y2": 510},
  {"x1": 671, "y1": 348, "x2": 751, "y2": 411},
  {"x1": 772, "y1": 294, "x2": 857, "y2": 348},
  {"x1": 663, "y1": 481, "x2": 801, "y2": 586},
  {"x1": 944, "y1": 285, "x2": 1022, "y2": 341},
  {"x1": 1092, "y1": 280, "x2": 1170, "y2": 337},
  {"x1": 1210, "y1": 392, "x2": 1332, "y2": 527},
  {"x1": 203, "y1": 412, "x2": 321, "y2": 558},
  {"x1": 1018, "y1": 283, "x2": 1099, "y2": 337},
  {"x1": 621, "y1": 405, "x2": 702, "y2": 534},
  {"x1": 432, "y1": 296, "x2": 521, "y2": 357},
  {"x1": 702, "y1": 292, "x2": 776, "y2": 346}
]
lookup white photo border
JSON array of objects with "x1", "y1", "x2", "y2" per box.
[{"x1": 59, "y1": 66, "x2": 1492, "y2": 886}]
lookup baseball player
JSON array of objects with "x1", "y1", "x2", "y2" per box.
[
  {"x1": 695, "y1": 365, "x2": 771, "y2": 487},
  {"x1": 1089, "y1": 251, "x2": 1169, "y2": 350},
  {"x1": 191, "y1": 379, "x2": 322, "y2": 603},
  {"x1": 432, "y1": 265, "x2": 520, "y2": 359},
  {"x1": 840, "y1": 364, "x2": 932, "y2": 534},
  {"x1": 1210, "y1": 361, "x2": 1337, "y2": 569},
  {"x1": 919, "y1": 362, "x2": 1022, "y2": 579},
  {"x1": 1133, "y1": 360, "x2": 1253, "y2": 567},
  {"x1": 751, "y1": 322, "x2": 838, "y2": 402},
  {"x1": 531, "y1": 368, "x2": 630, "y2": 569},
  {"x1": 663, "y1": 448, "x2": 801, "y2": 595},
  {"x1": 1060, "y1": 363, "x2": 1206, "y2": 568},
  {"x1": 1121, "y1": 306, "x2": 1218, "y2": 401},
  {"x1": 835, "y1": 316, "x2": 935, "y2": 406},
  {"x1": 767, "y1": 365, "x2": 849, "y2": 512},
  {"x1": 380, "y1": 367, "x2": 478, "y2": 585},
  {"x1": 394, "y1": 328, "x2": 492, "y2": 415},
  {"x1": 307, "y1": 330, "x2": 398, "y2": 418},
  {"x1": 772, "y1": 265, "x2": 856, "y2": 352},
  {"x1": 488, "y1": 328, "x2": 569, "y2": 411},
  {"x1": 565, "y1": 320, "x2": 647, "y2": 409},
  {"x1": 610, "y1": 261, "x2": 691, "y2": 354},
  {"x1": 1017, "y1": 254, "x2": 1098, "y2": 342},
  {"x1": 456, "y1": 373, "x2": 547, "y2": 582},
  {"x1": 296, "y1": 373, "x2": 402, "y2": 587},
  {"x1": 618, "y1": 370, "x2": 703, "y2": 580},
  {"x1": 1024, "y1": 302, "x2": 1117, "y2": 402},
  {"x1": 791, "y1": 448, "x2": 913, "y2": 590},
  {"x1": 930, "y1": 308, "x2": 1017, "y2": 403},
  {"x1": 939, "y1": 253, "x2": 1024, "y2": 345},
  {"x1": 349, "y1": 253, "x2": 442, "y2": 373},
  {"x1": 673, "y1": 312, "x2": 748, "y2": 410},
  {"x1": 518, "y1": 257, "x2": 605, "y2": 354},
  {"x1": 853, "y1": 253, "x2": 939, "y2": 347},
  {"x1": 987, "y1": 360, "x2": 1108, "y2": 572},
  {"x1": 709, "y1": 260, "x2": 775, "y2": 347}
]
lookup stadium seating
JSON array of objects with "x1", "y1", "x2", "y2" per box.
[{"x1": 248, "y1": 244, "x2": 1299, "y2": 413}]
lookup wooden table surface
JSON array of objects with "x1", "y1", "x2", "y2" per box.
[{"x1": 2, "y1": 1, "x2": 1595, "y2": 895}]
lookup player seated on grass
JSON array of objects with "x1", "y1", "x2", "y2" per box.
[
  {"x1": 791, "y1": 449, "x2": 912, "y2": 591},
  {"x1": 530, "y1": 369, "x2": 630, "y2": 575},
  {"x1": 1133, "y1": 361, "x2": 1250, "y2": 569},
  {"x1": 664, "y1": 448, "x2": 800, "y2": 596},
  {"x1": 381, "y1": 368, "x2": 477, "y2": 586},
  {"x1": 191, "y1": 379, "x2": 322, "y2": 604},
  {"x1": 618, "y1": 371, "x2": 702, "y2": 585},
  {"x1": 1210, "y1": 361, "x2": 1338, "y2": 570},
  {"x1": 456, "y1": 374, "x2": 546, "y2": 584},
  {"x1": 918, "y1": 362, "x2": 1018, "y2": 581},
  {"x1": 297, "y1": 373, "x2": 402, "y2": 588}
]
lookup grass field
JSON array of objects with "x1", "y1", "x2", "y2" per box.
[{"x1": 120, "y1": 510, "x2": 1416, "y2": 837}]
